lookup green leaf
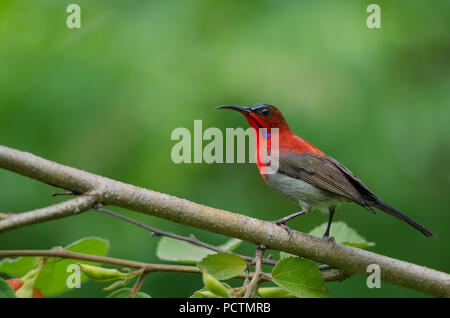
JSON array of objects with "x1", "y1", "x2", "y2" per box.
[
  {"x1": 190, "y1": 286, "x2": 232, "y2": 298},
  {"x1": 258, "y1": 287, "x2": 296, "y2": 298},
  {"x1": 190, "y1": 287, "x2": 223, "y2": 298},
  {"x1": 190, "y1": 287, "x2": 207, "y2": 298},
  {"x1": 218, "y1": 238, "x2": 242, "y2": 251},
  {"x1": 192, "y1": 290, "x2": 223, "y2": 298},
  {"x1": 106, "y1": 288, "x2": 151, "y2": 298},
  {"x1": 156, "y1": 237, "x2": 242, "y2": 263},
  {"x1": 77, "y1": 263, "x2": 125, "y2": 283},
  {"x1": 0, "y1": 277, "x2": 17, "y2": 298},
  {"x1": 279, "y1": 251, "x2": 296, "y2": 259},
  {"x1": 198, "y1": 253, "x2": 247, "y2": 280},
  {"x1": 272, "y1": 257, "x2": 329, "y2": 298},
  {"x1": 202, "y1": 270, "x2": 230, "y2": 298},
  {"x1": 0, "y1": 237, "x2": 109, "y2": 297},
  {"x1": 103, "y1": 279, "x2": 131, "y2": 292},
  {"x1": 309, "y1": 221, "x2": 375, "y2": 248}
]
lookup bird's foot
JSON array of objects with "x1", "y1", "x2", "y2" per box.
[
  {"x1": 322, "y1": 234, "x2": 335, "y2": 245},
  {"x1": 269, "y1": 220, "x2": 294, "y2": 240}
]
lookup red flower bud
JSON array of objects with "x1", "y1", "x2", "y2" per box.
[
  {"x1": 33, "y1": 288, "x2": 44, "y2": 298},
  {"x1": 6, "y1": 278, "x2": 24, "y2": 291}
]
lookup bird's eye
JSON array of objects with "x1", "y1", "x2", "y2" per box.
[{"x1": 260, "y1": 108, "x2": 271, "y2": 117}]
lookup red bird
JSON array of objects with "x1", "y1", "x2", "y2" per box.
[{"x1": 216, "y1": 104, "x2": 433, "y2": 239}]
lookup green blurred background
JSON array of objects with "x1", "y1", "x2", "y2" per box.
[{"x1": 1, "y1": 0, "x2": 449, "y2": 297}]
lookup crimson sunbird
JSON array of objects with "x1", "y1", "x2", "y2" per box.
[{"x1": 216, "y1": 104, "x2": 433, "y2": 239}]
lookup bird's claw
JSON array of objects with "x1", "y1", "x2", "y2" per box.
[
  {"x1": 322, "y1": 235, "x2": 336, "y2": 245},
  {"x1": 269, "y1": 221, "x2": 294, "y2": 240}
]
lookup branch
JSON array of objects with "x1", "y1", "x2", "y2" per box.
[
  {"x1": 0, "y1": 249, "x2": 346, "y2": 284},
  {"x1": 0, "y1": 212, "x2": 12, "y2": 220},
  {"x1": 243, "y1": 244, "x2": 265, "y2": 298},
  {"x1": 95, "y1": 205, "x2": 330, "y2": 272},
  {"x1": 94, "y1": 204, "x2": 277, "y2": 266},
  {"x1": 0, "y1": 145, "x2": 449, "y2": 297},
  {"x1": 130, "y1": 271, "x2": 149, "y2": 298},
  {"x1": 0, "y1": 194, "x2": 97, "y2": 231}
]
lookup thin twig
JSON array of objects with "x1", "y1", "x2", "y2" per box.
[
  {"x1": 0, "y1": 194, "x2": 97, "y2": 232},
  {"x1": 0, "y1": 249, "x2": 345, "y2": 284},
  {"x1": 130, "y1": 271, "x2": 149, "y2": 298},
  {"x1": 319, "y1": 264, "x2": 334, "y2": 271},
  {"x1": 251, "y1": 280, "x2": 262, "y2": 298},
  {"x1": 52, "y1": 191, "x2": 77, "y2": 197},
  {"x1": 96, "y1": 202, "x2": 334, "y2": 273},
  {"x1": 243, "y1": 244, "x2": 265, "y2": 298},
  {"x1": 322, "y1": 269, "x2": 349, "y2": 282},
  {"x1": 94, "y1": 204, "x2": 278, "y2": 266}
]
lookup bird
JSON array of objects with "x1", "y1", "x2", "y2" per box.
[{"x1": 216, "y1": 103, "x2": 433, "y2": 240}]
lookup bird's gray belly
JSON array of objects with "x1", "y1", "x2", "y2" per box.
[{"x1": 265, "y1": 172, "x2": 345, "y2": 213}]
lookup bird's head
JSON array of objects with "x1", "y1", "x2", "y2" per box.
[{"x1": 216, "y1": 104, "x2": 291, "y2": 133}]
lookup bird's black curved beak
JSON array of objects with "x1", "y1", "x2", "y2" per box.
[{"x1": 216, "y1": 105, "x2": 251, "y2": 114}]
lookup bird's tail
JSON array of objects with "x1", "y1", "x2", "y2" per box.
[{"x1": 370, "y1": 197, "x2": 434, "y2": 237}]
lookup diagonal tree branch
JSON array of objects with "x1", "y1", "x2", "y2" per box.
[
  {"x1": 0, "y1": 194, "x2": 97, "y2": 231},
  {"x1": 0, "y1": 145, "x2": 449, "y2": 297}
]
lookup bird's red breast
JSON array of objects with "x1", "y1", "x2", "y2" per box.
[{"x1": 242, "y1": 111, "x2": 326, "y2": 181}]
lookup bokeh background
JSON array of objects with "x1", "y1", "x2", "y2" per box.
[{"x1": 1, "y1": 0, "x2": 449, "y2": 297}]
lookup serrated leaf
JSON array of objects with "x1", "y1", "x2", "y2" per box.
[
  {"x1": 272, "y1": 257, "x2": 329, "y2": 298},
  {"x1": 106, "y1": 288, "x2": 151, "y2": 298},
  {"x1": 0, "y1": 237, "x2": 109, "y2": 297},
  {"x1": 156, "y1": 237, "x2": 242, "y2": 263},
  {"x1": 309, "y1": 221, "x2": 375, "y2": 248},
  {"x1": 198, "y1": 253, "x2": 247, "y2": 280},
  {"x1": 0, "y1": 277, "x2": 17, "y2": 298}
]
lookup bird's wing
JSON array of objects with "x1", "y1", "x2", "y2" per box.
[
  {"x1": 325, "y1": 155, "x2": 376, "y2": 198},
  {"x1": 278, "y1": 152, "x2": 375, "y2": 213}
]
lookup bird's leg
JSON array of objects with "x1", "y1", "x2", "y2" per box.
[
  {"x1": 271, "y1": 210, "x2": 306, "y2": 224},
  {"x1": 323, "y1": 207, "x2": 335, "y2": 243},
  {"x1": 269, "y1": 210, "x2": 306, "y2": 238}
]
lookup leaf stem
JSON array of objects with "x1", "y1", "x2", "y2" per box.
[{"x1": 130, "y1": 271, "x2": 149, "y2": 298}]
